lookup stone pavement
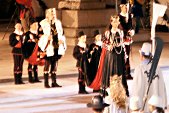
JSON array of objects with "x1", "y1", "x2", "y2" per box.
[{"x1": 0, "y1": 29, "x2": 169, "y2": 83}]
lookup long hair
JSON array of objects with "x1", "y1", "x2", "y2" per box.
[{"x1": 110, "y1": 75, "x2": 126, "y2": 109}]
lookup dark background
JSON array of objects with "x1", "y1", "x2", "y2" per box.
[{"x1": 0, "y1": 0, "x2": 16, "y2": 19}]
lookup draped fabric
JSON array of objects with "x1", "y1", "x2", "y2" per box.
[
  {"x1": 25, "y1": 44, "x2": 45, "y2": 66},
  {"x1": 89, "y1": 48, "x2": 107, "y2": 90}
]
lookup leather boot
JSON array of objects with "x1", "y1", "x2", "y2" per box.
[
  {"x1": 28, "y1": 71, "x2": 34, "y2": 83},
  {"x1": 34, "y1": 70, "x2": 41, "y2": 83},
  {"x1": 44, "y1": 73, "x2": 50, "y2": 88},
  {"x1": 18, "y1": 73, "x2": 25, "y2": 84},
  {"x1": 14, "y1": 73, "x2": 19, "y2": 85},
  {"x1": 78, "y1": 82, "x2": 88, "y2": 94},
  {"x1": 51, "y1": 73, "x2": 62, "y2": 87}
]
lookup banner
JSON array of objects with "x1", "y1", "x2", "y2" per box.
[{"x1": 151, "y1": 2, "x2": 167, "y2": 54}]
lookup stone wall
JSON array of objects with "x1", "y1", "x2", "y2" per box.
[{"x1": 58, "y1": 0, "x2": 115, "y2": 45}]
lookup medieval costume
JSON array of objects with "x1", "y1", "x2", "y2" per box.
[
  {"x1": 38, "y1": 8, "x2": 66, "y2": 88},
  {"x1": 87, "y1": 30, "x2": 102, "y2": 92},
  {"x1": 132, "y1": 43, "x2": 167, "y2": 112},
  {"x1": 73, "y1": 31, "x2": 89, "y2": 94},
  {"x1": 9, "y1": 20, "x2": 24, "y2": 85},
  {"x1": 131, "y1": 0, "x2": 144, "y2": 33},
  {"x1": 97, "y1": 16, "x2": 129, "y2": 97},
  {"x1": 119, "y1": 3, "x2": 135, "y2": 79},
  {"x1": 22, "y1": 19, "x2": 41, "y2": 83}
]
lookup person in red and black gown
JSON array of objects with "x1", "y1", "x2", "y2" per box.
[{"x1": 88, "y1": 30, "x2": 102, "y2": 92}]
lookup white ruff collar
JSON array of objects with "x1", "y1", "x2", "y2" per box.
[
  {"x1": 120, "y1": 12, "x2": 129, "y2": 22},
  {"x1": 95, "y1": 41, "x2": 102, "y2": 47},
  {"x1": 14, "y1": 29, "x2": 23, "y2": 35},
  {"x1": 77, "y1": 42, "x2": 86, "y2": 48}
]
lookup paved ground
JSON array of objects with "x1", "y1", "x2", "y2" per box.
[{"x1": 0, "y1": 73, "x2": 168, "y2": 113}]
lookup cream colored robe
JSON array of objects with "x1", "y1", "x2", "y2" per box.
[{"x1": 132, "y1": 59, "x2": 167, "y2": 112}]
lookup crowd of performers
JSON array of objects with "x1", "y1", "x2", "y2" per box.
[
  {"x1": 72, "y1": 2, "x2": 167, "y2": 113},
  {"x1": 9, "y1": 0, "x2": 66, "y2": 88},
  {"x1": 8, "y1": 0, "x2": 167, "y2": 113}
]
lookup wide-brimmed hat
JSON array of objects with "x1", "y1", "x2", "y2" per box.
[
  {"x1": 120, "y1": 0, "x2": 128, "y2": 7},
  {"x1": 139, "y1": 42, "x2": 152, "y2": 56},
  {"x1": 130, "y1": 96, "x2": 141, "y2": 110},
  {"x1": 87, "y1": 95, "x2": 109, "y2": 109},
  {"x1": 15, "y1": 19, "x2": 21, "y2": 24},
  {"x1": 29, "y1": 18, "x2": 37, "y2": 25},
  {"x1": 78, "y1": 31, "x2": 85, "y2": 38},
  {"x1": 148, "y1": 95, "x2": 163, "y2": 108},
  {"x1": 93, "y1": 30, "x2": 100, "y2": 37}
]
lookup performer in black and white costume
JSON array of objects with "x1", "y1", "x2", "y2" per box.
[
  {"x1": 38, "y1": 8, "x2": 66, "y2": 88},
  {"x1": 22, "y1": 18, "x2": 41, "y2": 83},
  {"x1": 119, "y1": 2, "x2": 135, "y2": 79},
  {"x1": 9, "y1": 20, "x2": 25, "y2": 85},
  {"x1": 73, "y1": 31, "x2": 89, "y2": 94}
]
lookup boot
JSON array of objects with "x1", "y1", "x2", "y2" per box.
[
  {"x1": 51, "y1": 73, "x2": 62, "y2": 87},
  {"x1": 78, "y1": 82, "x2": 88, "y2": 94},
  {"x1": 28, "y1": 71, "x2": 34, "y2": 83},
  {"x1": 14, "y1": 73, "x2": 19, "y2": 85},
  {"x1": 44, "y1": 73, "x2": 50, "y2": 88},
  {"x1": 18, "y1": 73, "x2": 25, "y2": 84},
  {"x1": 34, "y1": 70, "x2": 41, "y2": 83}
]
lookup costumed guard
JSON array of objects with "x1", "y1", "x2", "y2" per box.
[
  {"x1": 38, "y1": 8, "x2": 66, "y2": 88},
  {"x1": 100, "y1": 15, "x2": 129, "y2": 97},
  {"x1": 9, "y1": 20, "x2": 25, "y2": 85},
  {"x1": 132, "y1": 43, "x2": 167, "y2": 112},
  {"x1": 73, "y1": 31, "x2": 89, "y2": 94},
  {"x1": 16, "y1": 0, "x2": 34, "y2": 33},
  {"x1": 88, "y1": 30, "x2": 102, "y2": 92},
  {"x1": 119, "y1": 1, "x2": 135, "y2": 79},
  {"x1": 22, "y1": 18, "x2": 42, "y2": 83}
]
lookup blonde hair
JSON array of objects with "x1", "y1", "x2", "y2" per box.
[{"x1": 110, "y1": 75, "x2": 126, "y2": 109}]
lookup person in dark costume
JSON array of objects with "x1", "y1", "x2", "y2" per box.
[
  {"x1": 73, "y1": 31, "x2": 89, "y2": 94},
  {"x1": 88, "y1": 30, "x2": 102, "y2": 92},
  {"x1": 9, "y1": 20, "x2": 25, "y2": 85},
  {"x1": 119, "y1": 2, "x2": 135, "y2": 80},
  {"x1": 101, "y1": 15, "x2": 129, "y2": 97},
  {"x1": 131, "y1": 0, "x2": 144, "y2": 34},
  {"x1": 22, "y1": 18, "x2": 41, "y2": 83},
  {"x1": 38, "y1": 8, "x2": 65, "y2": 88}
]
